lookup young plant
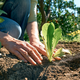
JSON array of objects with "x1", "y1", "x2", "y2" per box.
[{"x1": 41, "y1": 22, "x2": 62, "y2": 62}]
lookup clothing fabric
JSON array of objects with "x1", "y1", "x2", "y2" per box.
[
  {"x1": 0, "y1": 0, "x2": 37, "y2": 40},
  {"x1": 0, "y1": 16, "x2": 22, "y2": 39},
  {"x1": 0, "y1": 0, "x2": 37, "y2": 22}
]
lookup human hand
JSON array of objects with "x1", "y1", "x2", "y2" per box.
[
  {"x1": 2, "y1": 34, "x2": 43, "y2": 65},
  {"x1": 30, "y1": 39, "x2": 61, "y2": 61}
]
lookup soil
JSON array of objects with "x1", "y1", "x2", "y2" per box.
[{"x1": 0, "y1": 41, "x2": 80, "y2": 80}]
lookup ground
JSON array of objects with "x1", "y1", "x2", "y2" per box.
[{"x1": 0, "y1": 41, "x2": 80, "y2": 80}]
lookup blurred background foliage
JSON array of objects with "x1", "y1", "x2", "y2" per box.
[{"x1": 37, "y1": 0, "x2": 80, "y2": 42}]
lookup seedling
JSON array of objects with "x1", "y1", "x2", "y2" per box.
[{"x1": 41, "y1": 22, "x2": 63, "y2": 61}]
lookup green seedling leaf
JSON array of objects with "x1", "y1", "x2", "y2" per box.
[
  {"x1": 52, "y1": 28, "x2": 62, "y2": 52},
  {"x1": 0, "y1": 10, "x2": 7, "y2": 15},
  {"x1": 47, "y1": 23, "x2": 55, "y2": 61},
  {"x1": 62, "y1": 48, "x2": 72, "y2": 55},
  {"x1": 42, "y1": 23, "x2": 50, "y2": 43},
  {"x1": 0, "y1": 17, "x2": 4, "y2": 23},
  {"x1": 53, "y1": 48, "x2": 64, "y2": 58},
  {"x1": 42, "y1": 23, "x2": 55, "y2": 61}
]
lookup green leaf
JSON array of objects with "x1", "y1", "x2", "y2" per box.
[
  {"x1": 52, "y1": 28, "x2": 62, "y2": 52},
  {"x1": 42, "y1": 23, "x2": 50, "y2": 43},
  {"x1": 42, "y1": 23, "x2": 50, "y2": 59},
  {"x1": 0, "y1": 17, "x2": 4, "y2": 23},
  {"x1": 53, "y1": 48, "x2": 64, "y2": 57},
  {"x1": 62, "y1": 48, "x2": 72, "y2": 55},
  {"x1": 0, "y1": 10, "x2": 7, "y2": 15},
  {"x1": 47, "y1": 23, "x2": 55, "y2": 61},
  {"x1": 42, "y1": 22, "x2": 55, "y2": 61}
]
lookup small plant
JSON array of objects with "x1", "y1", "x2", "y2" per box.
[{"x1": 41, "y1": 22, "x2": 64, "y2": 62}]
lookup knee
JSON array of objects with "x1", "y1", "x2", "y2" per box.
[
  {"x1": 0, "y1": 17, "x2": 22, "y2": 39},
  {"x1": 7, "y1": 23, "x2": 22, "y2": 39},
  {"x1": 11, "y1": 24, "x2": 22, "y2": 39}
]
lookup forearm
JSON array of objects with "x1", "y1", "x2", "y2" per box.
[{"x1": 26, "y1": 21, "x2": 40, "y2": 43}]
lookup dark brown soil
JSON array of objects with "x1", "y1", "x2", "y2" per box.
[{"x1": 0, "y1": 41, "x2": 80, "y2": 80}]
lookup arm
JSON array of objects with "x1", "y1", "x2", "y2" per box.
[
  {"x1": 26, "y1": 0, "x2": 47, "y2": 56},
  {"x1": 26, "y1": 21, "x2": 47, "y2": 56},
  {"x1": 26, "y1": 21, "x2": 39, "y2": 44},
  {"x1": 0, "y1": 31, "x2": 42, "y2": 65}
]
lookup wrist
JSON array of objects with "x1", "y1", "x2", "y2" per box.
[
  {"x1": 0, "y1": 32, "x2": 7, "y2": 43},
  {"x1": 29, "y1": 34, "x2": 40, "y2": 43},
  {"x1": 0, "y1": 32, "x2": 12, "y2": 46}
]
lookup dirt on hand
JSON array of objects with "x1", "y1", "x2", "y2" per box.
[{"x1": 0, "y1": 41, "x2": 80, "y2": 80}]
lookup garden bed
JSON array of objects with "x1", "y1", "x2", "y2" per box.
[{"x1": 0, "y1": 42, "x2": 80, "y2": 80}]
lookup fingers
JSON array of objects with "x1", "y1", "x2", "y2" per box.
[
  {"x1": 18, "y1": 48, "x2": 42, "y2": 65},
  {"x1": 18, "y1": 48, "x2": 37, "y2": 65},
  {"x1": 12, "y1": 50, "x2": 27, "y2": 63},
  {"x1": 54, "y1": 57, "x2": 61, "y2": 60},
  {"x1": 53, "y1": 51, "x2": 61, "y2": 61},
  {"x1": 52, "y1": 58, "x2": 55, "y2": 61},
  {"x1": 26, "y1": 42, "x2": 43, "y2": 60},
  {"x1": 33, "y1": 44, "x2": 47, "y2": 57},
  {"x1": 14, "y1": 42, "x2": 42, "y2": 65},
  {"x1": 12, "y1": 41, "x2": 43, "y2": 65}
]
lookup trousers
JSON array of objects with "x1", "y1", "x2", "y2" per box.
[{"x1": 0, "y1": 0, "x2": 31, "y2": 40}]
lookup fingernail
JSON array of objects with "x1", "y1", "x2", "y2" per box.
[
  {"x1": 39, "y1": 59, "x2": 42, "y2": 64},
  {"x1": 33, "y1": 62, "x2": 37, "y2": 65},
  {"x1": 40, "y1": 56, "x2": 43, "y2": 60}
]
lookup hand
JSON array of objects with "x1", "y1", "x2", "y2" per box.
[
  {"x1": 2, "y1": 34, "x2": 43, "y2": 65},
  {"x1": 30, "y1": 39, "x2": 61, "y2": 61},
  {"x1": 26, "y1": 21, "x2": 61, "y2": 63}
]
